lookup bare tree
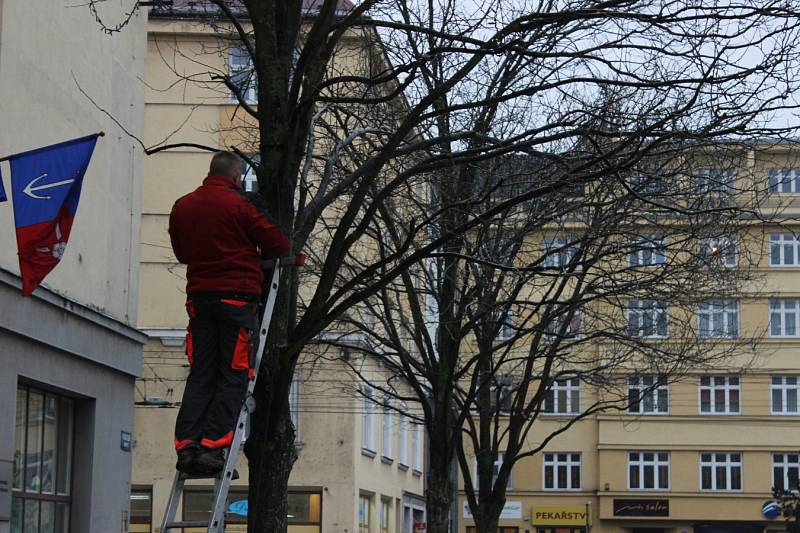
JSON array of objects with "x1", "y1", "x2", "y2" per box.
[
  {"x1": 99, "y1": 0, "x2": 800, "y2": 530},
  {"x1": 341, "y1": 133, "x2": 792, "y2": 533}
]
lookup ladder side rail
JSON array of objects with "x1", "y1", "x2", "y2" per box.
[
  {"x1": 250, "y1": 264, "x2": 282, "y2": 391},
  {"x1": 159, "y1": 472, "x2": 186, "y2": 532}
]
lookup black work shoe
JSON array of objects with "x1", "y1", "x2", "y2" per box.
[
  {"x1": 193, "y1": 447, "x2": 225, "y2": 475},
  {"x1": 176, "y1": 446, "x2": 198, "y2": 473}
]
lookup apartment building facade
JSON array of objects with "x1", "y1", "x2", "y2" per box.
[
  {"x1": 457, "y1": 145, "x2": 800, "y2": 533},
  {"x1": 0, "y1": 1, "x2": 147, "y2": 532},
  {"x1": 130, "y1": 3, "x2": 426, "y2": 531}
]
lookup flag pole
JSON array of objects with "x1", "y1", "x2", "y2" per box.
[{"x1": 0, "y1": 131, "x2": 105, "y2": 163}]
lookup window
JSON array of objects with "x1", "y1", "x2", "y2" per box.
[
  {"x1": 772, "y1": 376, "x2": 800, "y2": 415},
  {"x1": 476, "y1": 452, "x2": 512, "y2": 489},
  {"x1": 696, "y1": 168, "x2": 735, "y2": 193},
  {"x1": 490, "y1": 375, "x2": 515, "y2": 412},
  {"x1": 242, "y1": 159, "x2": 258, "y2": 193},
  {"x1": 698, "y1": 300, "x2": 739, "y2": 338},
  {"x1": 629, "y1": 235, "x2": 667, "y2": 267},
  {"x1": 380, "y1": 499, "x2": 391, "y2": 533},
  {"x1": 700, "y1": 452, "x2": 742, "y2": 491},
  {"x1": 628, "y1": 299, "x2": 668, "y2": 338},
  {"x1": 629, "y1": 174, "x2": 666, "y2": 194},
  {"x1": 699, "y1": 375, "x2": 740, "y2": 414},
  {"x1": 496, "y1": 308, "x2": 514, "y2": 341},
  {"x1": 544, "y1": 305, "x2": 581, "y2": 339},
  {"x1": 362, "y1": 386, "x2": 376, "y2": 453},
  {"x1": 412, "y1": 423, "x2": 423, "y2": 473},
  {"x1": 628, "y1": 452, "x2": 670, "y2": 490},
  {"x1": 184, "y1": 488, "x2": 247, "y2": 525},
  {"x1": 773, "y1": 453, "x2": 800, "y2": 491},
  {"x1": 627, "y1": 376, "x2": 669, "y2": 415},
  {"x1": 398, "y1": 415, "x2": 409, "y2": 467},
  {"x1": 543, "y1": 453, "x2": 581, "y2": 490},
  {"x1": 289, "y1": 377, "x2": 299, "y2": 437},
  {"x1": 771, "y1": 234, "x2": 800, "y2": 266},
  {"x1": 544, "y1": 378, "x2": 580, "y2": 415},
  {"x1": 770, "y1": 299, "x2": 800, "y2": 337},
  {"x1": 229, "y1": 46, "x2": 257, "y2": 103},
  {"x1": 129, "y1": 487, "x2": 152, "y2": 533},
  {"x1": 769, "y1": 168, "x2": 800, "y2": 193},
  {"x1": 12, "y1": 385, "x2": 74, "y2": 533},
  {"x1": 544, "y1": 236, "x2": 577, "y2": 268},
  {"x1": 359, "y1": 494, "x2": 372, "y2": 533},
  {"x1": 699, "y1": 236, "x2": 738, "y2": 267},
  {"x1": 381, "y1": 398, "x2": 393, "y2": 460}
]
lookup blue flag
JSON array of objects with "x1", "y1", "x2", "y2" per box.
[
  {"x1": 0, "y1": 167, "x2": 6, "y2": 202},
  {"x1": 9, "y1": 133, "x2": 100, "y2": 295}
]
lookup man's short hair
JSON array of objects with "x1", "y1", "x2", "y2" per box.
[{"x1": 209, "y1": 151, "x2": 243, "y2": 179}]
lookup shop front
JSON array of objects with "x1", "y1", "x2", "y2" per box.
[{"x1": 531, "y1": 505, "x2": 591, "y2": 533}]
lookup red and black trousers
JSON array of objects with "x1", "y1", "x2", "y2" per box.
[{"x1": 174, "y1": 292, "x2": 258, "y2": 451}]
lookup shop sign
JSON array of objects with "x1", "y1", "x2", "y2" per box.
[
  {"x1": 531, "y1": 506, "x2": 588, "y2": 526},
  {"x1": 414, "y1": 521, "x2": 427, "y2": 533},
  {"x1": 613, "y1": 499, "x2": 669, "y2": 517},
  {"x1": 463, "y1": 501, "x2": 523, "y2": 520}
]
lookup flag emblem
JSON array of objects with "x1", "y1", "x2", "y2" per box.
[{"x1": 9, "y1": 134, "x2": 100, "y2": 295}]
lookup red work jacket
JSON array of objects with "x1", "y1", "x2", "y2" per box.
[{"x1": 169, "y1": 175, "x2": 290, "y2": 294}]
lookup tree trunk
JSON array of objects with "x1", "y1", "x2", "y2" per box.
[
  {"x1": 246, "y1": 395, "x2": 297, "y2": 531},
  {"x1": 426, "y1": 435, "x2": 454, "y2": 533}
]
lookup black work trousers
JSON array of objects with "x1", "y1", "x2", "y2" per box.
[{"x1": 174, "y1": 293, "x2": 258, "y2": 451}]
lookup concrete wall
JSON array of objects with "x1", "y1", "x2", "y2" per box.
[{"x1": 0, "y1": 0, "x2": 146, "y2": 324}]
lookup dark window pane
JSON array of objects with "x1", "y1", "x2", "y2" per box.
[
  {"x1": 558, "y1": 465, "x2": 567, "y2": 488},
  {"x1": 630, "y1": 465, "x2": 639, "y2": 488},
  {"x1": 130, "y1": 489, "x2": 152, "y2": 521},
  {"x1": 775, "y1": 466, "x2": 785, "y2": 490},
  {"x1": 701, "y1": 389, "x2": 711, "y2": 412},
  {"x1": 702, "y1": 466, "x2": 712, "y2": 489},
  {"x1": 14, "y1": 388, "x2": 27, "y2": 491},
  {"x1": 716, "y1": 466, "x2": 727, "y2": 489},
  {"x1": 24, "y1": 499, "x2": 40, "y2": 533},
  {"x1": 26, "y1": 391, "x2": 43, "y2": 493},
  {"x1": 658, "y1": 465, "x2": 669, "y2": 488},
  {"x1": 11, "y1": 498, "x2": 22, "y2": 533},
  {"x1": 41, "y1": 395, "x2": 57, "y2": 494},
  {"x1": 731, "y1": 467, "x2": 742, "y2": 490},
  {"x1": 545, "y1": 465, "x2": 553, "y2": 489},
  {"x1": 571, "y1": 466, "x2": 580, "y2": 489},
  {"x1": 40, "y1": 500, "x2": 55, "y2": 533},
  {"x1": 644, "y1": 465, "x2": 654, "y2": 488}
]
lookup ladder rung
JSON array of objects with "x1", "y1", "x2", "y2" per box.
[
  {"x1": 165, "y1": 519, "x2": 211, "y2": 528},
  {"x1": 179, "y1": 472, "x2": 220, "y2": 481}
]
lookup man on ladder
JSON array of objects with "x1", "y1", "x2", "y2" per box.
[{"x1": 169, "y1": 150, "x2": 290, "y2": 475}]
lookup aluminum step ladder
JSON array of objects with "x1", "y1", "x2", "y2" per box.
[{"x1": 159, "y1": 254, "x2": 303, "y2": 532}]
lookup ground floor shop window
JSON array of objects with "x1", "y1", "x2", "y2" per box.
[
  {"x1": 468, "y1": 528, "x2": 519, "y2": 533},
  {"x1": 129, "y1": 487, "x2": 152, "y2": 533},
  {"x1": 536, "y1": 527, "x2": 585, "y2": 533},
  {"x1": 11, "y1": 384, "x2": 74, "y2": 533},
  {"x1": 359, "y1": 494, "x2": 372, "y2": 533},
  {"x1": 182, "y1": 489, "x2": 321, "y2": 532}
]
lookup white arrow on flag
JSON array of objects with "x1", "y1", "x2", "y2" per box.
[{"x1": 23, "y1": 173, "x2": 75, "y2": 200}]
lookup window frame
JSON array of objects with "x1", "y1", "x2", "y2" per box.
[
  {"x1": 543, "y1": 377, "x2": 580, "y2": 415},
  {"x1": 771, "y1": 376, "x2": 800, "y2": 415},
  {"x1": 627, "y1": 451, "x2": 671, "y2": 491},
  {"x1": 12, "y1": 384, "x2": 75, "y2": 533},
  {"x1": 627, "y1": 375, "x2": 669, "y2": 415},
  {"x1": 398, "y1": 414, "x2": 409, "y2": 467},
  {"x1": 768, "y1": 168, "x2": 800, "y2": 194},
  {"x1": 770, "y1": 234, "x2": 800, "y2": 267},
  {"x1": 358, "y1": 494, "x2": 372, "y2": 533},
  {"x1": 475, "y1": 451, "x2": 512, "y2": 489},
  {"x1": 699, "y1": 452, "x2": 743, "y2": 492},
  {"x1": 543, "y1": 235, "x2": 578, "y2": 269},
  {"x1": 699, "y1": 236, "x2": 738, "y2": 268},
  {"x1": 695, "y1": 168, "x2": 736, "y2": 194},
  {"x1": 628, "y1": 299, "x2": 669, "y2": 338},
  {"x1": 629, "y1": 235, "x2": 667, "y2": 267},
  {"x1": 770, "y1": 299, "x2": 800, "y2": 338},
  {"x1": 542, "y1": 452, "x2": 582, "y2": 491},
  {"x1": 412, "y1": 422, "x2": 423, "y2": 474},
  {"x1": 381, "y1": 397, "x2": 393, "y2": 461},
  {"x1": 698, "y1": 299, "x2": 740, "y2": 338},
  {"x1": 699, "y1": 375, "x2": 741, "y2": 415},
  {"x1": 228, "y1": 45, "x2": 257, "y2": 104},
  {"x1": 773, "y1": 453, "x2": 800, "y2": 492},
  {"x1": 361, "y1": 386, "x2": 376, "y2": 454}
]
